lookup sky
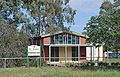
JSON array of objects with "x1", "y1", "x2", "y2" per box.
[
  {"x1": 68, "y1": 0, "x2": 112, "y2": 33},
  {"x1": 17, "y1": 0, "x2": 114, "y2": 34}
]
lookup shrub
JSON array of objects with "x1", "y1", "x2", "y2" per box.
[
  {"x1": 65, "y1": 63, "x2": 74, "y2": 67},
  {"x1": 98, "y1": 62, "x2": 109, "y2": 67},
  {"x1": 28, "y1": 58, "x2": 41, "y2": 67},
  {"x1": 80, "y1": 61, "x2": 95, "y2": 67},
  {"x1": 73, "y1": 63, "x2": 79, "y2": 67},
  {"x1": 111, "y1": 62, "x2": 120, "y2": 67},
  {"x1": 80, "y1": 62, "x2": 88, "y2": 67},
  {"x1": 88, "y1": 62, "x2": 95, "y2": 66}
]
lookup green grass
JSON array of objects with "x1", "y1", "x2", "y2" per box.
[
  {"x1": 108, "y1": 58, "x2": 120, "y2": 63},
  {"x1": 0, "y1": 67, "x2": 120, "y2": 77}
]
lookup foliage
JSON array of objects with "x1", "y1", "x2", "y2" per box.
[
  {"x1": 65, "y1": 61, "x2": 120, "y2": 71},
  {"x1": 111, "y1": 62, "x2": 120, "y2": 67},
  {"x1": 0, "y1": 17, "x2": 29, "y2": 58},
  {"x1": 28, "y1": 58, "x2": 40, "y2": 67},
  {"x1": 0, "y1": 0, "x2": 76, "y2": 59},
  {"x1": 0, "y1": 0, "x2": 76, "y2": 35},
  {"x1": 65, "y1": 63, "x2": 80, "y2": 68},
  {"x1": 65, "y1": 63, "x2": 75, "y2": 67},
  {"x1": 80, "y1": 62, "x2": 95, "y2": 67},
  {"x1": 98, "y1": 62, "x2": 109, "y2": 67},
  {"x1": 84, "y1": 0, "x2": 120, "y2": 51},
  {"x1": 45, "y1": 25, "x2": 69, "y2": 34},
  {"x1": 65, "y1": 61, "x2": 95, "y2": 68}
]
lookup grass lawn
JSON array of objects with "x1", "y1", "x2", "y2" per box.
[
  {"x1": 0, "y1": 66, "x2": 120, "y2": 77},
  {"x1": 108, "y1": 58, "x2": 120, "y2": 63}
]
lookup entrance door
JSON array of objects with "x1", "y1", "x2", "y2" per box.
[
  {"x1": 72, "y1": 47, "x2": 78, "y2": 61},
  {"x1": 51, "y1": 47, "x2": 59, "y2": 62}
]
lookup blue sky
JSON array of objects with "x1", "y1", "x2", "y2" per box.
[
  {"x1": 18, "y1": 0, "x2": 113, "y2": 33},
  {"x1": 68, "y1": 0, "x2": 112, "y2": 33}
]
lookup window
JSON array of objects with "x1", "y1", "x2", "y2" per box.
[
  {"x1": 72, "y1": 35, "x2": 75, "y2": 44},
  {"x1": 51, "y1": 36, "x2": 54, "y2": 44},
  {"x1": 51, "y1": 34, "x2": 79, "y2": 44},
  {"x1": 68, "y1": 35, "x2": 71, "y2": 44},
  {"x1": 76, "y1": 37, "x2": 79, "y2": 44},
  {"x1": 63, "y1": 34, "x2": 66, "y2": 44},
  {"x1": 51, "y1": 47, "x2": 59, "y2": 62},
  {"x1": 55, "y1": 35, "x2": 58, "y2": 44},
  {"x1": 58, "y1": 35, "x2": 63, "y2": 44},
  {"x1": 72, "y1": 47, "x2": 78, "y2": 61}
]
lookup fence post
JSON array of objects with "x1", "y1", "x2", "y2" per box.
[{"x1": 4, "y1": 58, "x2": 6, "y2": 68}]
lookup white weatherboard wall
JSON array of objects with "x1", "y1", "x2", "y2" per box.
[
  {"x1": 28, "y1": 45, "x2": 40, "y2": 56},
  {"x1": 86, "y1": 47, "x2": 91, "y2": 60},
  {"x1": 99, "y1": 46, "x2": 103, "y2": 61},
  {"x1": 93, "y1": 46, "x2": 98, "y2": 60},
  {"x1": 86, "y1": 46, "x2": 103, "y2": 61}
]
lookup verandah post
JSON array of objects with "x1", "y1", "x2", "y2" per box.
[
  {"x1": 90, "y1": 47, "x2": 93, "y2": 62},
  {"x1": 39, "y1": 37, "x2": 42, "y2": 67},
  {"x1": 98, "y1": 46, "x2": 100, "y2": 62},
  {"x1": 49, "y1": 45, "x2": 51, "y2": 65},
  {"x1": 65, "y1": 46, "x2": 67, "y2": 64},
  {"x1": 78, "y1": 45, "x2": 80, "y2": 64}
]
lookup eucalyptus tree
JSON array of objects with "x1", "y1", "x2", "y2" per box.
[
  {"x1": 84, "y1": 0, "x2": 120, "y2": 51},
  {"x1": 0, "y1": 17, "x2": 30, "y2": 67},
  {"x1": 0, "y1": 0, "x2": 76, "y2": 62},
  {"x1": 0, "y1": 17, "x2": 29, "y2": 58},
  {"x1": 0, "y1": 0, "x2": 76, "y2": 35},
  {"x1": 23, "y1": 0, "x2": 76, "y2": 35}
]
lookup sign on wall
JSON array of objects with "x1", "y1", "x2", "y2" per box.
[{"x1": 28, "y1": 45, "x2": 40, "y2": 56}]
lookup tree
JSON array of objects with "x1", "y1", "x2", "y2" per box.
[
  {"x1": 0, "y1": 17, "x2": 29, "y2": 58},
  {"x1": 0, "y1": 0, "x2": 76, "y2": 65},
  {"x1": 0, "y1": 0, "x2": 76, "y2": 35},
  {"x1": 84, "y1": 0, "x2": 120, "y2": 51},
  {"x1": 45, "y1": 25, "x2": 69, "y2": 34},
  {"x1": 0, "y1": 17, "x2": 30, "y2": 67}
]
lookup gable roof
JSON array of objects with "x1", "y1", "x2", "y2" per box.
[{"x1": 41, "y1": 31, "x2": 87, "y2": 38}]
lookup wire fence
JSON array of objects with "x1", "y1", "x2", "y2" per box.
[{"x1": 0, "y1": 57, "x2": 120, "y2": 68}]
